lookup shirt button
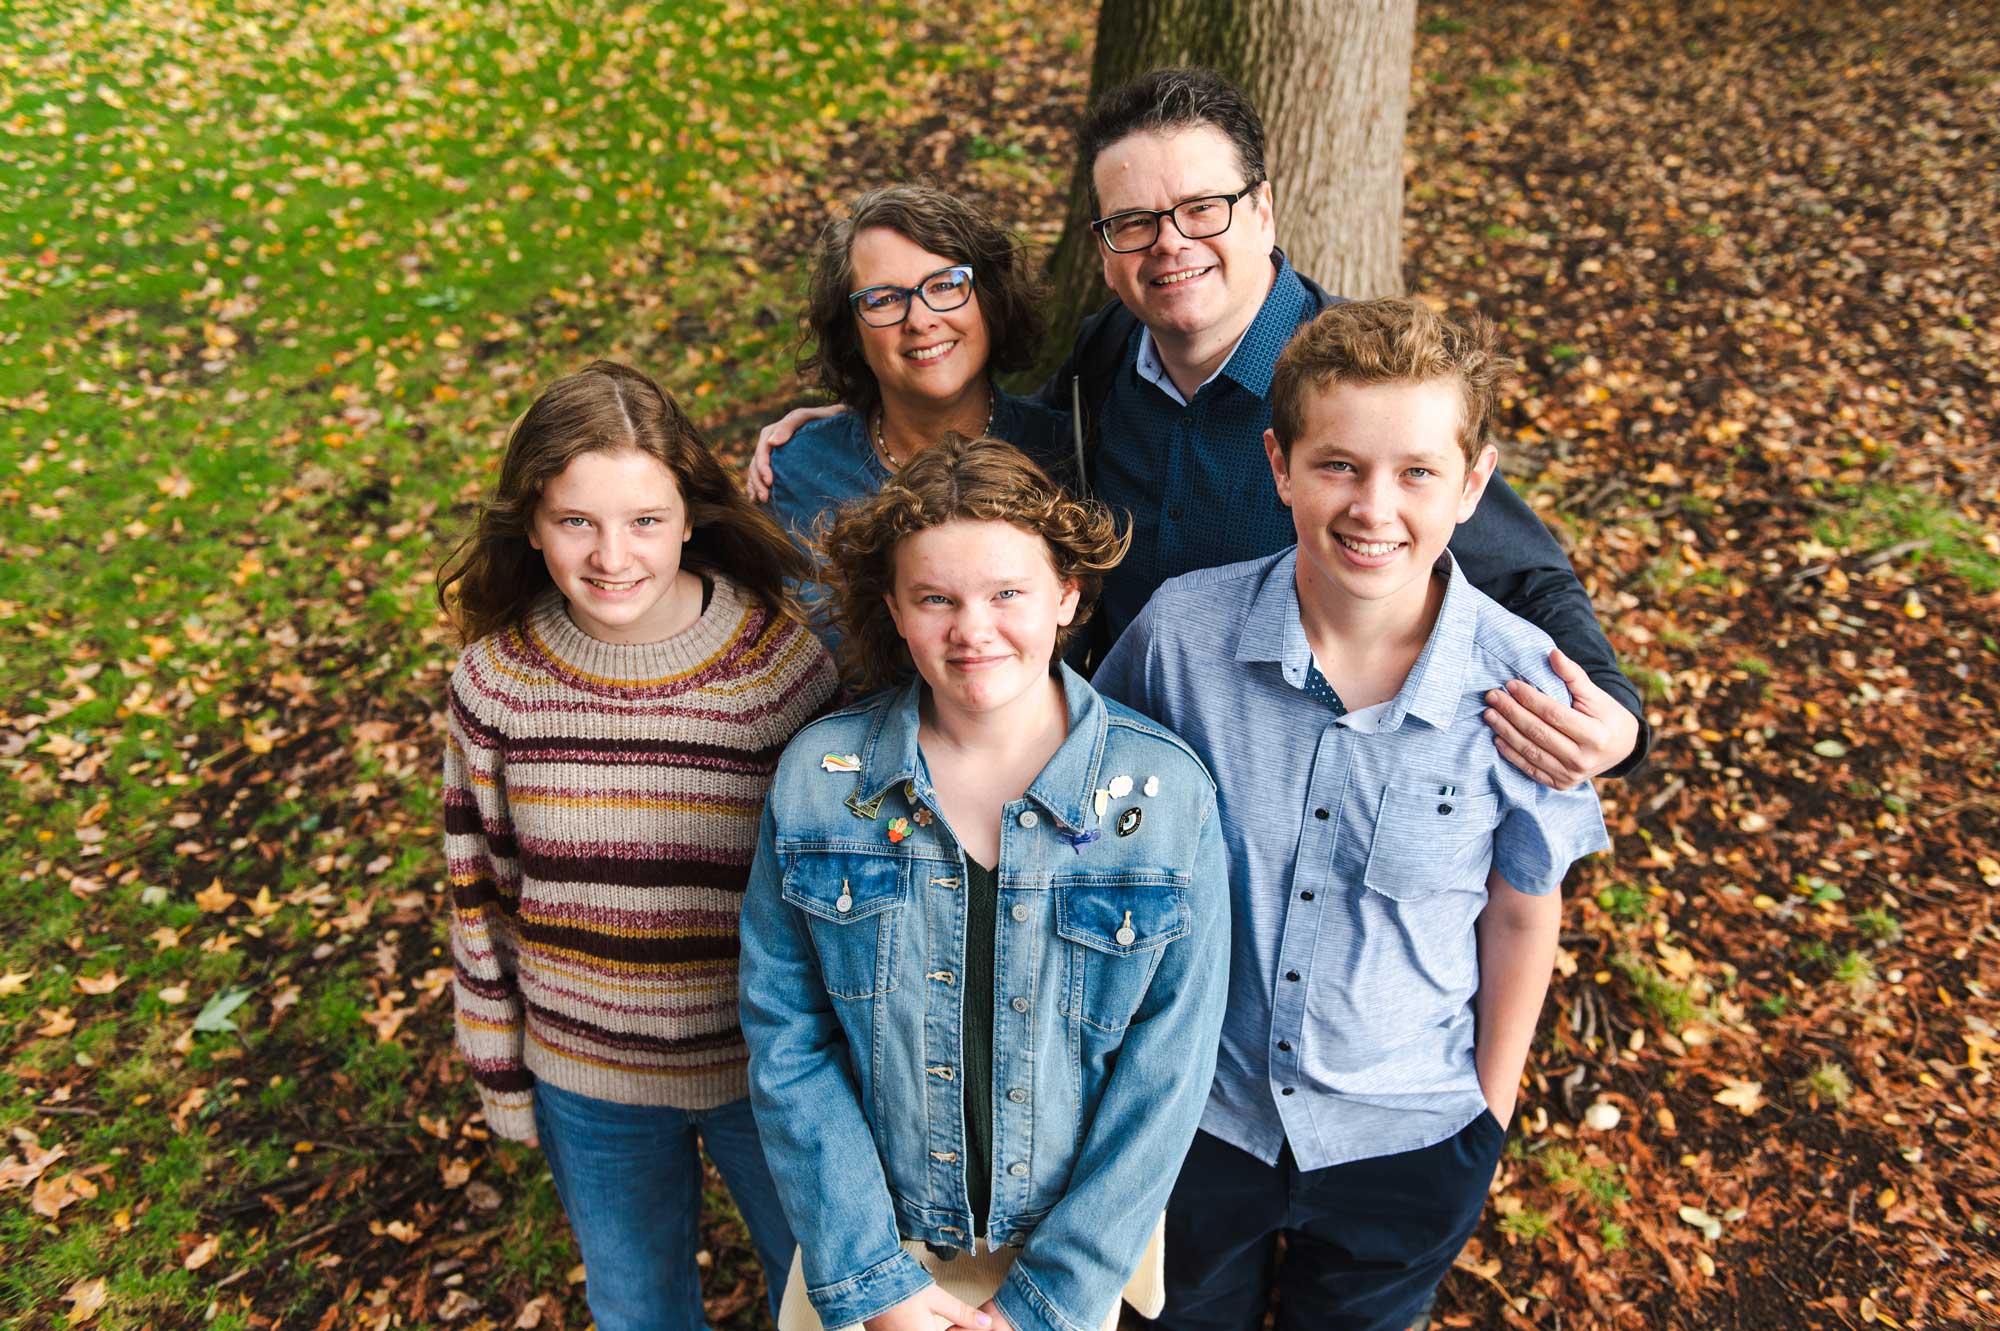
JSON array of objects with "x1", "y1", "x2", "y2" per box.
[
  {"x1": 1011, "y1": 904, "x2": 1030, "y2": 924},
  {"x1": 1281, "y1": 1087, "x2": 1296, "y2": 1096},
  {"x1": 1285, "y1": 970, "x2": 1301, "y2": 982},
  {"x1": 1313, "y1": 808, "x2": 1329, "y2": 820},
  {"x1": 1277, "y1": 1040, "x2": 1291, "y2": 1052},
  {"x1": 1438, "y1": 802, "x2": 1454, "y2": 815},
  {"x1": 1300, "y1": 890, "x2": 1314, "y2": 902},
  {"x1": 1168, "y1": 505, "x2": 1183, "y2": 521},
  {"x1": 1008, "y1": 1162, "x2": 1029, "y2": 1178},
  {"x1": 1017, "y1": 810, "x2": 1039, "y2": 829},
  {"x1": 1008, "y1": 1088, "x2": 1027, "y2": 1104},
  {"x1": 1010, "y1": 996, "x2": 1029, "y2": 1013}
]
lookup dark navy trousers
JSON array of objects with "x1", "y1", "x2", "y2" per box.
[{"x1": 1137, "y1": 1114, "x2": 1507, "y2": 1331}]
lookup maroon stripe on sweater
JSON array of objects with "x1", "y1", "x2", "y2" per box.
[
  {"x1": 514, "y1": 847, "x2": 752, "y2": 892},
  {"x1": 448, "y1": 873, "x2": 515, "y2": 914},
  {"x1": 519, "y1": 917, "x2": 742, "y2": 965},
  {"x1": 527, "y1": 1001, "x2": 746, "y2": 1057},
  {"x1": 465, "y1": 1060, "x2": 534, "y2": 1095},
  {"x1": 502, "y1": 735, "x2": 785, "y2": 769},
  {"x1": 524, "y1": 976, "x2": 739, "y2": 1022},
  {"x1": 521, "y1": 902, "x2": 743, "y2": 933}
]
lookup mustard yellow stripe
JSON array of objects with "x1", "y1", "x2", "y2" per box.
[
  {"x1": 515, "y1": 911, "x2": 735, "y2": 942},
  {"x1": 523, "y1": 953, "x2": 739, "y2": 997},
  {"x1": 515, "y1": 939, "x2": 743, "y2": 982},
  {"x1": 459, "y1": 1014, "x2": 522, "y2": 1033}
]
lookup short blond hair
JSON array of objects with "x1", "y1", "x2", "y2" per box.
[{"x1": 1270, "y1": 297, "x2": 1505, "y2": 465}]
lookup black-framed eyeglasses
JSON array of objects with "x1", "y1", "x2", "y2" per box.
[
  {"x1": 847, "y1": 265, "x2": 977, "y2": 328},
  {"x1": 1090, "y1": 181, "x2": 1264, "y2": 253}
]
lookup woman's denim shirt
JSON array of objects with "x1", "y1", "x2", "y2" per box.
[{"x1": 740, "y1": 665, "x2": 1230, "y2": 1331}]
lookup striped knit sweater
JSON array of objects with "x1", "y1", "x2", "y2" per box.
[{"x1": 444, "y1": 576, "x2": 836, "y2": 1140}]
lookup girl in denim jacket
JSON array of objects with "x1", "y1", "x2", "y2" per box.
[{"x1": 739, "y1": 436, "x2": 1230, "y2": 1331}]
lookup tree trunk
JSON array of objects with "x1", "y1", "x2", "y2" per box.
[{"x1": 1035, "y1": 0, "x2": 1415, "y2": 380}]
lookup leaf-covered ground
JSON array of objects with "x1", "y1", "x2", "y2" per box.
[{"x1": 2, "y1": 1, "x2": 1995, "y2": 1328}]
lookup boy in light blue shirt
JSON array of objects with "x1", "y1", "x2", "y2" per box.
[{"x1": 1095, "y1": 297, "x2": 1610, "y2": 1331}]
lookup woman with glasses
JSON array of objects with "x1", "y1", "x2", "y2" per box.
[{"x1": 766, "y1": 185, "x2": 1068, "y2": 650}]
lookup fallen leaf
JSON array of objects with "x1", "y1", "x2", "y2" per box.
[
  {"x1": 36, "y1": 1006, "x2": 77, "y2": 1037},
  {"x1": 148, "y1": 926, "x2": 183, "y2": 951},
  {"x1": 440, "y1": 1156, "x2": 472, "y2": 1188},
  {"x1": 194, "y1": 880, "x2": 238, "y2": 913},
  {"x1": 1678, "y1": 1205, "x2": 1723, "y2": 1242},
  {"x1": 73, "y1": 971, "x2": 124, "y2": 996},
  {"x1": 246, "y1": 886, "x2": 281, "y2": 919},
  {"x1": 0, "y1": 970, "x2": 33, "y2": 997},
  {"x1": 32, "y1": 1170, "x2": 99, "y2": 1218},
  {"x1": 0, "y1": 1142, "x2": 66, "y2": 1191},
  {"x1": 1714, "y1": 1079, "x2": 1765, "y2": 1116},
  {"x1": 183, "y1": 1235, "x2": 220, "y2": 1271},
  {"x1": 62, "y1": 1276, "x2": 108, "y2": 1325},
  {"x1": 514, "y1": 1295, "x2": 551, "y2": 1329}
]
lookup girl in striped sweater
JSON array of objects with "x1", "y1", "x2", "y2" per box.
[{"x1": 438, "y1": 361, "x2": 836, "y2": 1331}]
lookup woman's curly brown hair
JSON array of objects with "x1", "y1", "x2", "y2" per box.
[
  {"x1": 800, "y1": 185, "x2": 1046, "y2": 415},
  {"x1": 819, "y1": 435, "x2": 1130, "y2": 695}
]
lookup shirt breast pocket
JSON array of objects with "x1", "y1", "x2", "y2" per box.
[
  {"x1": 1361, "y1": 788, "x2": 1501, "y2": 900},
  {"x1": 1056, "y1": 876, "x2": 1189, "y2": 1033},
  {"x1": 781, "y1": 850, "x2": 907, "y2": 1000}
]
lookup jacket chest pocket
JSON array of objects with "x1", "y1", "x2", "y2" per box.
[
  {"x1": 781, "y1": 850, "x2": 907, "y2": 1000},
  {"x1": 1057, "y1": 876, "x2": 1189, "y2": 1033}
]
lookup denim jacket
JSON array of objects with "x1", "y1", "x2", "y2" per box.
[{"x1": 739, "y1": 665, "x2": 1230, "y2": 1331}]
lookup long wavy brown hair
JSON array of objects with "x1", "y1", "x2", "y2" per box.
[
  {"x1": 437, "y1": 361, "x2": 809, "y2": 646},
  {"x1": 819, "y1": 435, "x2": 1129, "y2": 694}
]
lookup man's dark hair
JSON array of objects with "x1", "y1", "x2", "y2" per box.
[{"x1": 1075, "y1": 66, "x2": 1268, "y2": 214}]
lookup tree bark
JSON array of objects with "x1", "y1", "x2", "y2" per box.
[{"x1": 1035, "y1": 0, "x2": 1415, "y2": 380}]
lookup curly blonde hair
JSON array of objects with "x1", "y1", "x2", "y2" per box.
[{"x1": 819, "y1": 436, "x2": 1129, "y2": 694}]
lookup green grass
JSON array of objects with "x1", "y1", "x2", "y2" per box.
[
  {"x1": 1815, "y1": 483, "x2": 2000, "y2": 592},
  {"x1": 0, "y1": 0, "x2": 1010, "y2": 1322},
  {"x1": 1798, "y1": 1061, "x2": 1855, "y2": 1107},
  {"x1": 1538, "y1": 1146, "x2": 1631, "y2": 1210},
  {"x1": 1614, "y1": 954, "x2": 1704, "y2": 1030}
]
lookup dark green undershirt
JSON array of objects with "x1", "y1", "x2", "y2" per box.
[{"x1": 963, "y1": 855, "x2": 997, "y2": 1237}]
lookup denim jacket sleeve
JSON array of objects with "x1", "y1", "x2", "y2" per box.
[
  {"x1": 738, "y1": 804, "x2": 935, "y2": 1326},
  {"x1": 994, "y1": 794, "x2": 1231, "y2": 1331}
]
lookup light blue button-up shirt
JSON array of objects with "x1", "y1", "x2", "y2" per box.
[{"x1": 1094, "y1": 548, "x2": 1610, "y2": 1169}]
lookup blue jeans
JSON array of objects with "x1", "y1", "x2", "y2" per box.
[{"x1": 534, "y1": 1083, "x2": 795, "y2": 1331}]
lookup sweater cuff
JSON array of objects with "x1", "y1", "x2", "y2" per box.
[{"x1": 478, "y1": 1086, "x2": 537, "y2": 1142}]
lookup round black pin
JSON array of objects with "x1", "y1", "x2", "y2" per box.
[{"x1": 1116, "y1": 806, "x2": 1143, "y2": 837}]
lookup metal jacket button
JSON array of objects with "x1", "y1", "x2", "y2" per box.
[
  {"x1": 1010, "y1": 904, "x2": 1030, "y2": 923},
  {"x1": 1010, "y1": 996, "x2": 1029, "y2": 1013},
  {"x1": 835, "y1": 894, "x2": 853, "y2": 914},
  {"x1": 1017, "y1": 810, "x2": 1039, "y2": 828},
  {"x1": 1115, "y1": 926, "x2": 1136, "y2": 946},
  {"x1": 1008, "y1": 1162, "x2": 1029, "y2": 1177},
  {"x1": 1007, "y1": 1088, "x2": 1027, "y2": 1103}
]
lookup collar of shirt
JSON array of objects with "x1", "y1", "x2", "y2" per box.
[
  {"x1": 1130, "y1": 249, "x2": 1307, "y2": 407},
  {"x1": 1232, "y1": 546, "x2": 1482, "y2": 733},
  {"x1": 847, "y1": 661, "x2": 1108, "y2": 836}
]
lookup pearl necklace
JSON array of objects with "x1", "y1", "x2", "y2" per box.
[{"x1": 873, "y1": 387, "x2": 996, "y2": 473}]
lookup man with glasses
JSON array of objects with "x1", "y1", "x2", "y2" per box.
[{"x1": 1050, "y1": 67, "x2": 1645, "y2": 793}]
